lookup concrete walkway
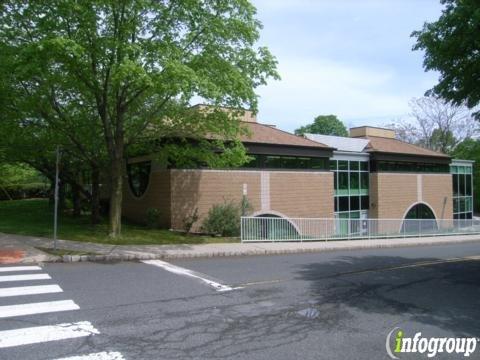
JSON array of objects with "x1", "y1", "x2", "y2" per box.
[
  {"x1": 1, "y1": 232, "x2": 480, "y2": 263},
  {"x1": 0, "y1": 233, "x2": 58, "y2": 264}
]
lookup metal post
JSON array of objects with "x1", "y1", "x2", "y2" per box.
[
  {"x1": 240, "y1": 217, "x2": 243, "y2": 243},
  {"x1": 324, "y1": 219, "x2": 327, "y2": 242},
  {"x1": 53, "y1": 147, "x2": 61, "y2": 251},
  {"x1": 348, "y1": 218, "x2": 351, "y2": 240}
]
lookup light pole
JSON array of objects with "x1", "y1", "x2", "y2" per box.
[{"x1": 53, "y1": 147, "x2": 61, "y2": 250}]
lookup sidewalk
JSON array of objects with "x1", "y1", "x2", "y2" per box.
[
  {"x1": 1, "y1": 232, "x2": 480, "y2": 263},
  {"x1": 0, "y1": 233, "x2": 58, "y2": 264}
]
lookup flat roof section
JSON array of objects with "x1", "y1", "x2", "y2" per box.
[{"x1": 304, "y1": 133, "x2": 369, "y2": 152}]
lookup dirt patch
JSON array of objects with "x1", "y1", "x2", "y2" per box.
[{"x1": 0, "y1": 249, "x2": 25, "y2": 264}]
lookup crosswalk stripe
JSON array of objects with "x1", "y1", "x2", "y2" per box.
[
  {"x1": 0, "y1": 300, "x2": 79, "y2": 318},
  {"x1": 0, "y1": 321, "x2": 99, "y2": 348},
  {"x1": 142, "y1": 259, "x2": 240, "y2": 292},
  {"x1": 53, "y1": 351, "x2": 126, "y2": 360},
  {"x1": 0, "y1": 266, "x2": 42, "y2": 272},
  {"x1": 0, "y1": 284, "x2": 63, "y2": 298},
  {"x1": 0, "y1": 273, "x2": 51, "y2": 282}
]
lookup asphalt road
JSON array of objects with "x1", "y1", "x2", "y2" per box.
[{"x1": 1, "y1": 242, "x2": 480, "y2": 360}]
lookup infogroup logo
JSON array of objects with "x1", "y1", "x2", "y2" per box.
[{"x1": 386, "y1": 327, "x2": 478, "y2": 358}]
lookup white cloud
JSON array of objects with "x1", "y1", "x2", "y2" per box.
[{"x1": 256, "y1": 57, "x2": 412, "y2": 131}]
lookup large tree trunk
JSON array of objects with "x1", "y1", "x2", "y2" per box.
[
  {"x1": 90, "y1": 165, "x2": 101, "y2": 225},
  {"x1": 103, "y1": 92, "x2": 126, "y2": 237},
  {"x1": 109, "y1": 150, "x2": 123, "y2": 237}
]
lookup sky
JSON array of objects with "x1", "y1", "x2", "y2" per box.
[{"x1": 251, "y1": 0, "x2": 444, "y2": 132}]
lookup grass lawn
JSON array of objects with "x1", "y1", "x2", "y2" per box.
[{"x1": 0, "y1": 199, "x2": 239, "y2": 245}]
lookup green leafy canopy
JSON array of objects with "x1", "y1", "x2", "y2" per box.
[
  {"x1": 0, "y1": 0, "x2": 279, "y2": 149},
  {"x1": 294, "y1": 115, "x2": 348, "y2": 137},
  {"x1": 412, "y1": 0, "x2": 480, "y2": 118}
]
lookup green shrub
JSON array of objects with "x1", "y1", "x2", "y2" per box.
[
  {"x1": 201, "y1": 201, "x2": 241, "y2": 237},
  {"x1": 146, "y1": 208, "x2": 161, "y2": 229}
]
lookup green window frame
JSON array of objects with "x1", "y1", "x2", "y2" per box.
[
  {"x1": 451, "y1": 164, "x2": 474, "y2": 219},
  {"x1": 332, "y1": 159, "x2": 369, "y2": 218},
  {"x1": 349, "y1": 172, "x2": 360, "y2": 195}
]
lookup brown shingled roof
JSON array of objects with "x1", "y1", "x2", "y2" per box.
[
  {"x1": 363, "y1": 136, "x2": 450, "y2": 158},
  {"x1": 240, "y1": 122, "x2": 332, "y2": 149}
]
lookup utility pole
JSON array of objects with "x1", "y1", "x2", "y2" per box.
[{"x1": 53, "y1": 147, "x2": 61, "y2": 250}]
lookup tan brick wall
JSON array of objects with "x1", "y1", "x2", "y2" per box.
[
  {"x1": 350, "y1": 126, "x2": 395, "y2": 138},
  {"x1": 170, "y1": 169, "x2": 261, "y2": 231},
  {"x1": 370, "y1": 173, "x2": 452, "y2": 220},
  {"x1": 122, "y1": 169, "x2": 171, "y2": 227},
  {"x1": 422, "y1": 174, "x2": 453, "y2": 220},
  {"x1": 169, "y1": 169, "x2": 333, "y2": 231},
  {"x1": 123, "y1": 167, "x2": 453, "y2": 234},
  {"x1": 269, "y1": 172, "x2": 334, "y2": 218}
]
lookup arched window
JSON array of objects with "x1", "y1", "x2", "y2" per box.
[
  {"x1": 251, "y1": 214, "x2": 299, "y2": 240},
  {"x1": 127, "y1": 161, "x2": 151, "y2": 197},
  {"x1": 402, "y1": 203, "x2": 437, "y2": 234},
  {"x1": 404, "y1": 203, "x2": 435, "y2": 219}
]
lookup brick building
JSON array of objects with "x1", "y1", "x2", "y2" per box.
[{"x1": 122, "y1": 109, "x2": 474, "y2": 235}]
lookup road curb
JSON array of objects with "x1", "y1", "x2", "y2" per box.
[{"x1": 56, "y1": 236, "x2": 480, "y2": 263}]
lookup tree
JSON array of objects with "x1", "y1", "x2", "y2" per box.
[
  {"x1": 0, "y1": 164, "x2": 47, "y2": 200},
  {"x1": 0, "y1": 114, "x2": 104, "y2": 220},
  {"x1": 0, "y1": 1, "x2": 278, "y2": 237},
  {"x1": 451, "y1": 138, "x2": 480, "y2": 213},
  {"x1": 412, "y1": 0, "x2": 480, "y2": 118},
  {"x1": 430, "y1": 128, "x2": 456, "y2": 154},
  {"x1": 385, "y1": 119, "x2": 420, "y2": 144},
  {"x1": 384, "y1": 97, "x2": 478, "y2": 154},
  {"x1": 294, "y1": 115, "x2": 348, "y2": 137},
  {"x1": 0, "y1": 49, "x2": 106, "y2": 221}
]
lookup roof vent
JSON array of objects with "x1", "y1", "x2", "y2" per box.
[{"x1": 349, "y1": 126, "x2": 395, "y2": 139}]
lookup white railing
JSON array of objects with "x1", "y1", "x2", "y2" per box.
[{"x1": 240, "y1": 217, "x2": 480, "y2": 242}]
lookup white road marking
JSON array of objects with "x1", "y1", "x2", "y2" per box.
[
  {"x1": 0, "y1": 284, "x2": 63, "y2": 298},
  {"x1": 0, "y1": 266, "x2": 42, "y2": 272},
  {"x1": 0, "y1": 321, "x2": 99, "y2": 348},
  {"x1": 142, "y1": 259, "x2": 241, "y2": 292},
  {"x1": 0, "y1": 273, "x2": 51, "y2": 282},
  {"x1": 53, "y1": 351, "x2": 126, "y2": 360},
  {"x1": 0, "y1": 299, "x2": 79, "y2": 318}
]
